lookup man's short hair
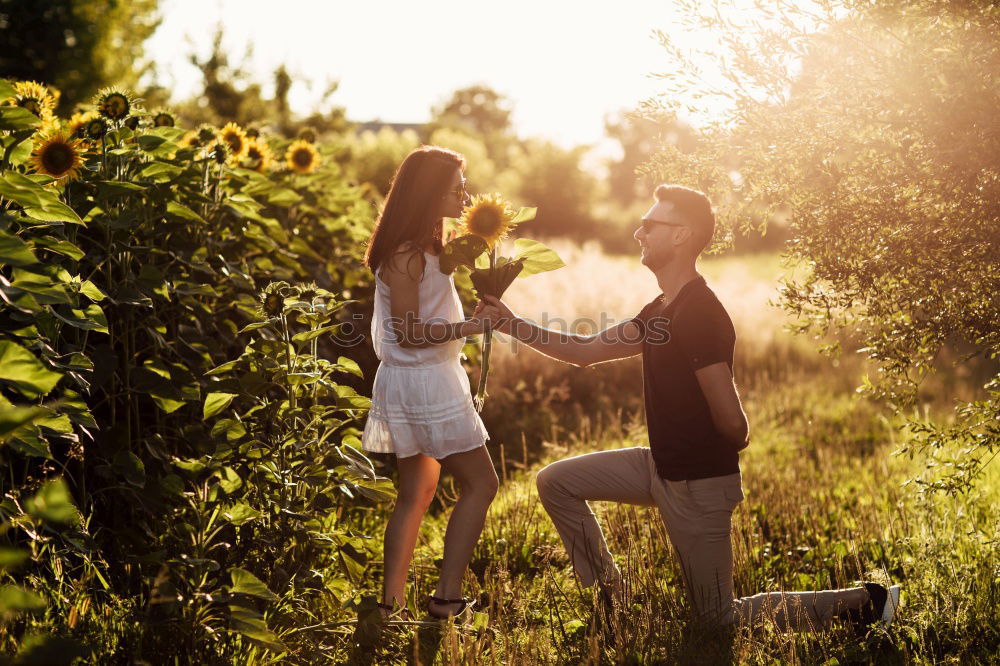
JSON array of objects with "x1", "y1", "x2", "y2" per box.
[{"x1": 654, "y1": 184, "x2": 715, "y2": 255}]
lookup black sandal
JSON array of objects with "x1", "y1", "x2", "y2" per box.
[
  {"x1": 426, "y1": 595, "x2": 475, "y2": 620},
  {"x1": 377, "y1": 601, "x2": 414, "y2": 621}
]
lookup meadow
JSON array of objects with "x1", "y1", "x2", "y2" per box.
[{"x1": 349, "y1": 244, "x2": 1000, "y2": 665}]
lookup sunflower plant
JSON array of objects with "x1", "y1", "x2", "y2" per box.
[{"x1": 439, "y1": 193, "x2": 565, "y2": 409}]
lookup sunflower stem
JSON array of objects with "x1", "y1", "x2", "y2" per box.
[
  {"x1": 474, "y1": 329, "x2": 492, "y2": 413},
  {"x1": 474, "y1": 247, "x2": 498, "y2": 411}
]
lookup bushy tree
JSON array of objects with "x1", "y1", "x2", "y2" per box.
[
  {"x1": 645, "y1": 0, "x2": 999, "y2": 491},
  {"x1": 0, "y1": 0, "x2": 160, "y2": 113}
]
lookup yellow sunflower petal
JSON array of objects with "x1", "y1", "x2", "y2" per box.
[{"x1": 459, "y1": 193, "x2": 515, "y2": 247}]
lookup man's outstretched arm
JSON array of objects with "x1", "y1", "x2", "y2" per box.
[{"x1": 481, "y1": 295, "x2": 642, "y2": 368}]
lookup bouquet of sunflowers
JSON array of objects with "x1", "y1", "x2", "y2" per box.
[{"x1": 439, "y1": 193, "x2": 565, "y2": 410}]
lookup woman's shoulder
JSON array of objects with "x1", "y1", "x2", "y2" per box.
[{"x1": 381, "y1": 243, "x2": 428, "y2": 283}]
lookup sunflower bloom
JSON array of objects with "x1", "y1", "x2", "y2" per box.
[
  {"x1": 6, "y1": 80, "x2": 57, "y2": 122},
  {"x1": 203, "y1": 140, "x2": 231, "y2": 166},
  {"x1": 83, "y1": 117, "x2": 109, "y2": 140},
  {"x1": 285, "y1": 139, "x2": 320, "y2": 174},
  {"x1": 95, "y1": 88, "x2": 131, "y2": 121},
  {"x1": 67, "y1": 110, "x2": 98, "y2": 138},
  {"x1": 152, "y1": 110, "x2": 176, "y2": 127},
  {"x1": 29, "y1": 131, "x2": 85, "y2": 181},
  {"x1": 460, "y1": 193, "x2": 515, "y2": 248},
  {"x1": 178, "y1": 131, "x2": 201, "y2": 150},
  {"x1": 244, "y1": 138, "x2": 273, "y2": 172},
  {"x1": 220, "y1": 122, "x2": 248, "y2": 160},
  {"x1": 297, "y1": 127, "x2": 317, "y2": 143}
]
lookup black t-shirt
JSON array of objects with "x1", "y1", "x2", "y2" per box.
[{"x1": 631, "y1": 275, "x2": 740, "y2": 481}]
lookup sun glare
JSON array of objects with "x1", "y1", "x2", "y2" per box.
[{"x1": 146, "y1": 0, "x2": 786, "y2": 148}]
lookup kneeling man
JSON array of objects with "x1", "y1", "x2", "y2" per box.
[{"x1": 484, "y1": 184, "x2": 899, "y2": 632}]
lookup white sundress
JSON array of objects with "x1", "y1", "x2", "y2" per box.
[{"x1": 361, "y1": 251, "x2": 489, "y2": 459}]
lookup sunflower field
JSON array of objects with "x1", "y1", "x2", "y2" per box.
[{"x1": 0, "y1": 81, "x2": 392, "y2": 662}]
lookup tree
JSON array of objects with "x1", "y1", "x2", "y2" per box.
[
  {"x1": 646, "y1": 0, "x2": 999, "y2": 491},
  {"x1": 0, "y1": 0, "x2": 160, "y2": 113},
  {"x1": 510, "y1": 140, "x2": 599, "y2": 240},
  {"x1": 431, "y1": 84, "x2": 512, "y2": 137},
  {"x1": 430, "y1": 84, "x2": 517, "y2": 168},
  {"x1": 171, "y1": 28, "x2": 347, "y2": 138}
]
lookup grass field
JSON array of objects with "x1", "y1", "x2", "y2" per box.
[{"x1": 346, "y1": 244, "x2": 999, "y2": 664}]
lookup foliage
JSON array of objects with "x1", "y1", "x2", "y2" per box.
[
  {"x1": 0, "y1": 80, "x2": 386, "y2": 661},
  {"x1": 170, "y1": 26, "x2": 349, "y2": 140},
  {"x1": 0, "y1": 0, "x2": 160, "y2": 114},
  {"x1": 643, "y1": 0, "x2": 1000, "y2": 491}
]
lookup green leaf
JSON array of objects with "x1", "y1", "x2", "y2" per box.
[
  {"x1": 335, "y1": 356, "x2": 363, "y2": 378},
  {"x1": 238, "y1": 320, "x2": 272, "y2": 333},
  {"x1": 223, "y1": 503, "x2": 262, "y2": 526},
  {"x1": 50, "y1": 304, "x2": 109, "y2": 334},
  {"x1": 440, "y1": 234, "x2": 489, "y2": 274},
  {"x1": 0, "y1": 106, "x2": 41, "y2": 132},
  {"x1": 229, "y1": 568, "x2": 279, "y2": 601},
  {"x1": 0, "y1": 585, "x2": 46, "y2": 613},
  {"x1": 291, "y1": 324, "x2": 339, "y2": 343},
  {"x1": 216, "y1": 466, "x2": 242, "y2": 494},
  {"x1": 113, "y1": 451, "x2": 146, "y2": 488},
  {"x1": 205, "y1": 360, "x2": 239, "y2": 376},
  {"x1": 78, "y1": 279, "x2": 107, "y2": 302},
  {"x1": 0, "y1": 172, "x2": 83, "y2": 224},
  {"x1": 0, "y1": 228, "x2": 38, "y2": 266},
  {"x1": 166, "y1": 201, "x2": 206, "y2": 224},
  {"x1": 0, "y1": 341, "x2": 62, "y2": 398},
  {"x1": 0, "y1": 80, "x2": 14, "y2": 100},
  {"x1": 204, "y1": 392, "x2": 237, "y2": 419},
  {"x1": 0, "y1": 548, "x2": 28, "y2": 571},
  {"x1": 9, "y1": 273, "x2": 72, "y2": 305},
  {"x1": 35, "y1": 412, "x2": 73, "y2": 436},
  {"x1": 139, "y1": 161, "x2": 184, "y2": 183},
  {"x1": 512, "y1": 238, "x2": 566, "y2": 277},
  {"x1": 0, "y1": 405, "x2": 47, "y2": 442},
  {"x1": 509, "y1": 206, "x2": 537, "y2": 224},
  {"x1": 228, "y1": 605, "x2": 286, "y2": 651},
  {"x1": 26, "y1": 478, "x2": 79, "y2": 525},
  {"x1": 32, "y1": 235, "x2": 85, "y2": 261}
]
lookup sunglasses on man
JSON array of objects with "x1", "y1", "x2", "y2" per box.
[{"x1": 640, "y1": 217, "x2": 688, "y2": 233}]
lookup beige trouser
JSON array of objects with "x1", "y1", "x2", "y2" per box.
[{"x1": 536, "y1": 447, "x2": 865, "y2": 629}]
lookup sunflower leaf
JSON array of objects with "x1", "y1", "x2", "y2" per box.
[
  {"x1": 512, "y1": 239, "x2": 566, "y2": 277},
  {"x1": 440, "y1": 234, "x2": 488, "y2": 274},
  {"x1": 0, "y1": 107, "x2": 40, "y2": 132},
  {"x1": 509, "y1": 207, "x2": 537, "y2": 225},
  {"x1": 0, "y1": 229, "x2": 38, "y2": 266},
  {"x1": 0, "y1": 341, "x2": 62, "y2": 399}
]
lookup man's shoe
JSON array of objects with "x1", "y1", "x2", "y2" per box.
[{"x1": 841, "y1": 582, "x2": 901, "y2": 636}]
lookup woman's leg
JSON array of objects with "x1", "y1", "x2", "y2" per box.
[
  {"x1": 431, "y1": 446, "x2": 499, "y2": 613},
  {"x1": 382, "y1": 453, "x2": 441, "y2": 609}
]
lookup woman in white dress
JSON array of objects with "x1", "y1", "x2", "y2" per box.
[{"x1": 362, "y1": 146, "x2": 502, "y2": 620}]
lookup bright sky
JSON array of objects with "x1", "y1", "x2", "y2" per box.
[{"x1": 144, "y1": 0, "x2": 734, "y2": 152}]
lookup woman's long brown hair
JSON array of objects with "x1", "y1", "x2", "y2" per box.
[{"x1": 364, "y1": 146, "x2": 466, "y2": 276}]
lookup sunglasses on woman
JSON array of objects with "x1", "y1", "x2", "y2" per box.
[{"x1": 446, "y1": 178, "x2": 468, "y2": 200}]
